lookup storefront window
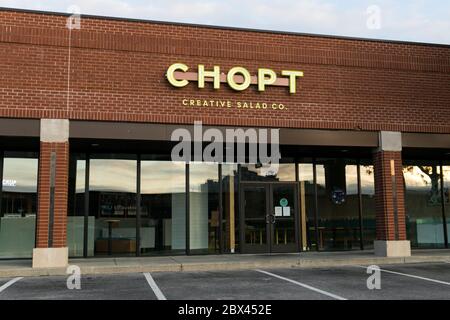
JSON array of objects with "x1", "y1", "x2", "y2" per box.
[
  {"x1": 442, "y1": 164, "x2": 450, "y2": 245},
  {"x1": 63, "y1": 150, "x2": 380, "y2": 256},
  {"x1": 189, "y1": 162, "x2": 219, "y2": 253},
  {"x1": 89, "y1": 156, "x2": 137, "y2": 256},
  {"x1": 0, "y1": 152, "x2": 38, "y2": 258},
  {"x1": 298, "y1": 162, "x2": 315, "y2": 250},
  {"x1": 316, "y1": 159, "x2": 361, "y2": 250},
  {"x1": 67, "y1": 156, "x2": 89, "y2": 257},
  {"x1": 360, "y1": 163, "x2": 375, "y2": 249},
  {"x1": 404, "y1": 162, "x2": 446, "y2": 248},
  {"x1": 140, "y1": 159, "x2": 186, "y2": 255},
  {"x1": 222, "y1": 163, "x2": 238, "y2": 253},
  {"x1": 240, "y1": 163, "x2": 295, "y2": 182}
]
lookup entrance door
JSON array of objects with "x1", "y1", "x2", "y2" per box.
[{"x1": 240, "y1": 183, "x2": 299, "y2": 253}]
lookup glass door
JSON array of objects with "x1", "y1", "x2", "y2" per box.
[
  {"x1": 270, "y1": 183, "x2": 299, "y2": 253},
  {"x1": 240, "y1": 183, "x2": 299, "y2": 253},
  {"x1": 241, "y1": 184, "x2": 269, "y2": 253}
]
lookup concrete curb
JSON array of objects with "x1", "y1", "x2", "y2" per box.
[{"x1": 1, "y1": 255, "x2": 449, "y2": 278}]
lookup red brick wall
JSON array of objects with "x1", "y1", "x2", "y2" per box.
[
  {"x1": 0, "y1": 9, "x2": 450, "y2": 133},
  {"x1": 373, "y1": 151, "x2": 407, "y2": 241},
  {"x1": 35, "y1": 141, "x2": 69, "y2": 248}
]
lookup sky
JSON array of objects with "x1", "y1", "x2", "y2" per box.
[{"x1": 0, "y1": 0, "x2": 449, "y2": 45}]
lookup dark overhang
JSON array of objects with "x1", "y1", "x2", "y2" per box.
[
  {"x1": 402, "y1": 132, "x2": 450, "y2": 149},
  {"x1": 69, "y1": 120, "x2": 379, "y2": 147},
  {"x1": 0, "y1": 118, "x2": 40, "y2": 137}
]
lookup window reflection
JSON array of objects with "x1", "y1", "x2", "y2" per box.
[
  {"x1": 90, "y1": 158, "x2": 137, "y2": 256},
  {"x1": 67, "y1": 156, "x2": 87, "y2": 257},
  {"x1": 240, "y1": 163, "x2": 295, "y2": 182},
  {"x1": 316, "y1": 159, "x2": 361, "y2": 250},
  {"x1": 0, "y1": 153, "x2": 38, "y2": 258},
  {"x1": 442, "y1": 165, "x2": 450, "y2": 242},
  {"x1": 222, "y1": 164, "x2": 238, "y2": 253},
  {"x1": 140, "y1": 160, "x2": 186, "y2": 254},
  {"x1": 189, "y1": 162, "x2": 219, "y2": 253},
  {"x1": 298, "y1": 163, "x2": 315, "y2": 250},
  {"x1": 403, "y1": 163, "x2": 445, "y2": 248},
  {"x1": 243, "y1": 186, "x2": 267, "y2": 248},
  {"x1": 360, "y1": 164, "x2": 375, "y2": 249},
  {"x1": 63, "y1": 150, "x2": 383, "y2": 256}
]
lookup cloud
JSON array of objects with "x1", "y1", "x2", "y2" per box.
[
  {"x1": 0, "y1": 0, "x2": 449, "y2": 44},
  {"x1": 380, "y1": 3, "x2": 450, "y2": 44}
]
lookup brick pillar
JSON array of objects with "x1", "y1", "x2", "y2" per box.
[
  {"x1": 33, "y1": 119, "x2": 69, "y2": 268},
  {"x1": 373, "y1": 131, "x2": 411, "y2": 257}
]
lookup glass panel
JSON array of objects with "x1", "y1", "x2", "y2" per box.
[
  {"x1": 443, "y1": 164, "x2": 450, "y2": 243},
  {"x1": 316, "y1": 159, "x2": 361, "y2": 250},
  {"x1": 298, "y1": 163, "x2": 315, "y2": 250},
  {"x1": 0, "y1": 153, "x2": 38, "y2": 258},
  {"x1": 67, "y1": 156, "x2": 89, "y2": 257},
  {"x1": 222, "y1": 163, "x2": 238, "y2": 253},
  {"x1": 360, "y1": 164, "x2": 375, "y2": 249},
  {"x1": 189, "y1": 162, "x2": 219, "y2": 253},
  {"x1": 240, "y1": 163, "x2": 295, "y2": 182},
  {"x1": 403, "y1": 163, "x2": 445, "y2": 248},
  {"x1": 243, "y1": 187, "x2": 267, "y2": 246},
  {"x1": 272, "y1": 185, "x2": 296, "y2": 246},
  {"x1": 140, "y1": 160, "x2": 186, "y2": 255},
  {"x1": 90, "y1": 158, "x2": 137, "y2": 256}
]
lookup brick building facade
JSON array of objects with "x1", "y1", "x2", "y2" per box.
[{"x1": 0, "y1": 8, "x2": 449, "y2": 267}]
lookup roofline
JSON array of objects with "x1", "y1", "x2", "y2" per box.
[{"x1": 1, "y1": 6, "x2": 450, "y2": 49}]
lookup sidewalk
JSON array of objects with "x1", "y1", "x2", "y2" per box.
[{"x1": 1, "y1": 249, "x2": 449, "y2": 278}]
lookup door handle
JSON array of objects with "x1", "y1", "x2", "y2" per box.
[
  {"x1": 266, "y1": 214, "x2": 276, "y2": 224},
  {"x1": 270, "y1": 215, "x2": 276, "y2": 224}
]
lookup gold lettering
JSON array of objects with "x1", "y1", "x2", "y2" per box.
[
  {"x1": 181, "y1": 97, "x2": 287, "y2": 111},
  {"x1": 258, "y1": 68, "x2": 277, "y2": 91},
  {"x1": 281, "y1": 70, "x2": 304, "y2": 94},
  {"x1": 227, "y1": 67, "x2": 251, "y2": 91},
  {"x1": 198, "y1": 65, "x2": 220, "y2": 89},
  {"x1": 168, "y1": 63, "x2": 304, "y2": 94},
  {"x1": 166, "y1": 63, "x2": 189, "y2": 87}
]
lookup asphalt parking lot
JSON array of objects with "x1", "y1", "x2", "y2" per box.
[{"x1": 0, "y1": 262, "x2": 449, "y2": 300}]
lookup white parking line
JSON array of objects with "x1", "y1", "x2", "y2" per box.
[
  {"x1": 0, "y1": 277, "x2": 23, "y2": 294},
  {"x1": 357, "y1": 265, "x2": 450, "y2": 286},
  {"x1": 255, "y1": 269, "x2": 347, "y2": 300},
  {"x1": 143, "y1": 273, "x2": 167, "y2": 300}
]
